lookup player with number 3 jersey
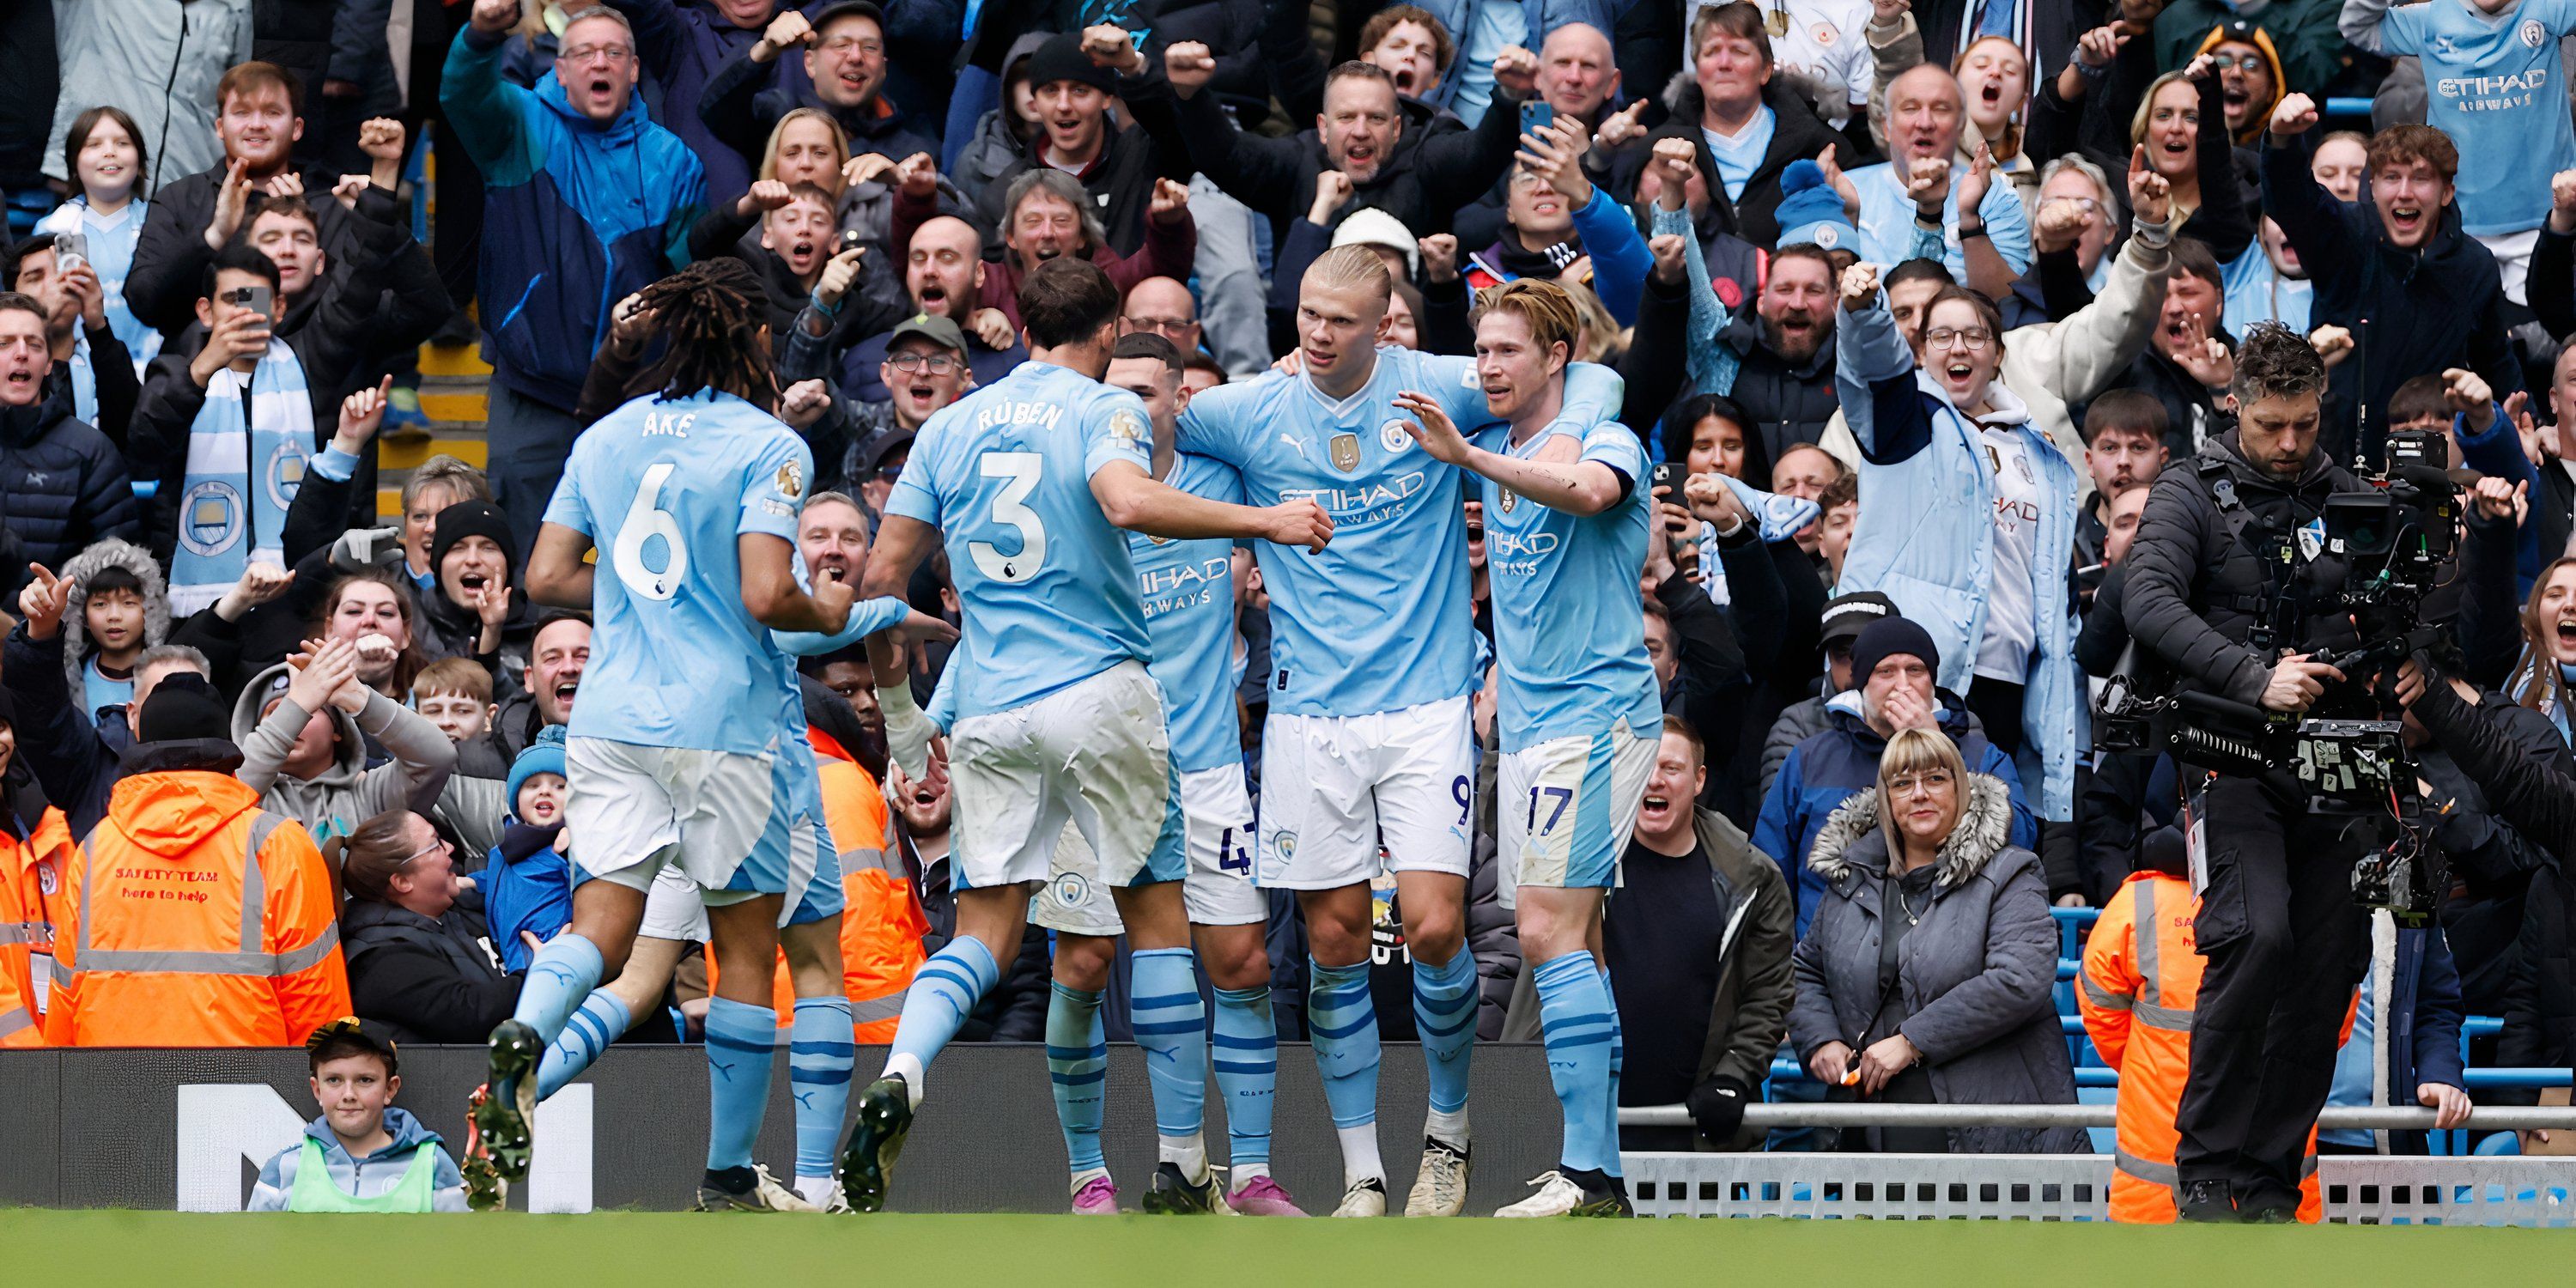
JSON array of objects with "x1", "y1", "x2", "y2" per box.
[{"x1": 842, "y1": 259, "x2": 1331, "y2": 1215}]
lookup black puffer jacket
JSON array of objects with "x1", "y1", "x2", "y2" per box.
[
  {"x1": 1612, "y1": 77, "x2": 1855, "y2": 252},
  {"x1": 2120, "y1": 432, "x2": 2366, "y2": 708},
  {"x1": 340, "y1": 894, "x2": 519, "y2": 1045},
  {"x1": 0, "y1": 386, "x2": 139, "y2": 577}
]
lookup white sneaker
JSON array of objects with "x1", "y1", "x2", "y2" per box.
[
  {"x1": 1404, "y1": 1138, "x2": 1470, "y2": 1217},
  {"x1": 693, "y1": 1163, "x2": 821, "y2": 1212},
  {"x1": 1496, "y1": 1171, "x2": 1585, "y2": 1218},
  {"x1": 1330, "y1": 1177, "x2": 1388, "y2": 1217},
  {"x1": 814, "y1": 1181, "x2": 853, "y2": 1214}
]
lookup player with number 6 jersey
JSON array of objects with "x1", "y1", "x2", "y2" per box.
[
  {"x1": 476, "y1": 264, "x2": 883, "y2": 1216},
  {"x1": 845, "y1": 259, "x2": 1331, "y2": 1216},
  {"x1": 1172, "y1": 246, "x2": 1625, "y2": 1218}
]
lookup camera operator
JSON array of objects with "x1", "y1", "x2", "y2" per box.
[{"x1": 2118, "y1": 321, "x2": 2374, "y2": 1224}]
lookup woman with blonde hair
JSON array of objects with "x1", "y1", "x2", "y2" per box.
[{"x1": 1788, "y1": 726, "x2": 2084, "y2": 1153}]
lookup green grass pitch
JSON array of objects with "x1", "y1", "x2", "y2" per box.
[{"x1": 8, "y1": 1211, "x2": 2572, "y2": 1286}]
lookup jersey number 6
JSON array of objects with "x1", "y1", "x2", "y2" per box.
[
  {"x1": 613, "y1": 461, "x2": 689, "y2": 601},
  {"x1": 970, "y1": 451, "x2": 1048, "y2": 585}
]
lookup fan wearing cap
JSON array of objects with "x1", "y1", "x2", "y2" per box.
[
  {"x1": 250, "y1": 1020, "x2": 470, "y2": 1212},
  {"x1": 1753, "y1": 615, "x2": 2033, "y2": 936},
  {"x1": 417, "y1": 500, "x2": 537, "y2": 679},
  {"x1": 800, "y1": 313, "x2": 971, "y2": 501},
  {"x1": 974, "y1": 30, "x2": 1191, "y2": 259},
  {"x1": 700, "y1": 1, "x2": 937, "y2": 174},
  {"x1": 824, "y1": 216, "x2": 1027, "y2": 404}
]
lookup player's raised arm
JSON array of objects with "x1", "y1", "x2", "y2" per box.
[
  {"x1": 1091, "y1": 460, "x2": 1335, "y2": 551},
  {"x1": 526, "y1": 522, "x2": 597, "y2": 609},
  {"x1": 740, "y1": 532, "x2": 854, "y2": 633},
  {"x1": 1394, "y1": 391, "x2": 1625, "y2": 517}
]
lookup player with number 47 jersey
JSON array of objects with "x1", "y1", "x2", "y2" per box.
[
  {"x1": 1172, "y1": 247, "x2": 1626, "y2": 1218},
  {"x1": 844, "y1": 259, "x2": 1331, "y2": 1216},
  {"x1": 1397, "y1": 279, "x2": 1656, "y2": 1218}
]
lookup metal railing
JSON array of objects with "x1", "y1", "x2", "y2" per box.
[{"x1": 1619, "y1": 1102, "x2": 2576, "y2": 1131}]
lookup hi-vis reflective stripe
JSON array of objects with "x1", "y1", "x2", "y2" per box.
[
  {"x1": 849, "y1": 994, "x2": 904, "y2": 1024},
  {"x1": 2117, "y1": 1149, "x2": 2318, "y2": 1199},
  {"x1": 0, "y1": 1004, "x2": 31, "y2": 1039},
  {"x1": 0, "y1": 920, "x2": 46, "y2": 945},
  {"x1": 2131, "y1": 880, "x2": 2194, "y2": 1032},
  {"x1": 840, "y1": 847, "x2": 898, "y2": 876},
  {"x1": 71, "y1": 812, "x2": 331, "y2": 977}
]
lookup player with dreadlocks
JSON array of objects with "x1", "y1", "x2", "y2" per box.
[{"x1": 468, "y1": 260, "x2": 951, "y2": 1212}]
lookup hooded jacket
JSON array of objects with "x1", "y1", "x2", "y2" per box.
[
  {"x1": 614, "y1": 0, "x2": 779, "y2": 203},
  {"x1": 2191, "y1": 22, "x2": 2287, "y2": 148},
  {"x1": 441, "y1": 26, "x2": 708, "y2": 413},
  {"x1": 1788, "y1": 773, "x2": 2089, "y2": 1154},
  {"x1": 340, "y1": 894, "x2": 518, "y2": 1044},
  {"x1": 46, "y1": 767, "x2": 349, "y2": 1047},
  {"x1": 2261, "y1": 129, "x2": 2520, "y2": 469},
  {"x1": 1755, "y1": 689, "x2": 2034, "y2": 937},
  {"x1": 231, "y1": 660, "x2": 459, "y2": 848},
  {"x1": 0, "y1": 387, "x2": 140, "y2": 576},
  {"x1": 122, "y1": 161, "x2": 366, "y2": 341},
  {"x1": 58, "y1": 538, "x2": 171, "y2": 697},
  {"x1": 971, "y1": 106, "x2": 1191, "y2": 260},
  {"x1": 1832, "y1": 290, "x2": 2086, "y2": 821},
  {"x1": 247, "y1": 1107, "x2": 469, "y2": 1212}
]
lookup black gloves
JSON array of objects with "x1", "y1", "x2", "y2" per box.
[{"x1": 1688, "y1": 1075, "x2": 1753, "y2": 1145}]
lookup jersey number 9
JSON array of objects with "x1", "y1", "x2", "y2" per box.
[
  {"x1": 613, "y1": 461, "x2": 690, "y2": 601},
  {"x1": 970, "y1": 452, "x2": 1048, "y2": 585}
]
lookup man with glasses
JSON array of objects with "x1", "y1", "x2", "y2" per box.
[
  {"x1": 829, "y1": 217, "x2": 1025, "y2": 404},
  {"x1": 701, "y1": 0, "x2": 936, "y2": 171},
  {"x1": 809, "y1": 313, "x2": 975, "y2": 501},
  {"x1": 1120, "y1": 277, "x2": 1204, "y2": 358},
  {"x1": 443, "y1": 0, "x2": 708, "y2": 555}
]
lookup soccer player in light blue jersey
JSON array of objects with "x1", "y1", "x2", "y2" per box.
[
  {"x1": 1394, "y1": 280, "x2": 1658, "y2": 1218},
  {"x1": 1019, "y1": 331, "x2": 1309, "y2": 1216},
  {"x1": 469, "y1": 265, "x2": 948, "y2": 1214},
  {"x1": 842, "y1": 258, "x2": 1333, "y2": 1215},
  {"x1": 1174, "y1": 245, "x2": 1625, "y2": 1217}
]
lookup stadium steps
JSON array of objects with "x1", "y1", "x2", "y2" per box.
[{"x1": 380, "y1": 341, "x2": 492, "y2": 519}]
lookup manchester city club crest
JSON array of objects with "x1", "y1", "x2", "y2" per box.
[
  {"x1": 1380, "y1": 418, "x2": 1412, "y2": 453},
  {"x1": 178, "y1": 480, "x2": 246, "y2": 556},
  {"x1": 1049, "y1": 872, "x2": 1092, "y2": 908},
  {"x1": 1329, "y1": 432, "x2": 1361, "y2": 471},
  {"x1": 2525, "y1": 18, "x2": 2548, "y2": 47}
]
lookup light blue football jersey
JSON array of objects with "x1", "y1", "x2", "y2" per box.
[
  {"x1": 884, "y1": 361, "x2": 1156, "y2": 719},
  {"x1": 1127, "y1": 452, "x2": 1246, "y2": 773},
  {"x1": 2350, "y1": 0, "x2": 2576, "y2": 235},
  {"x1": 1473, "y1": 417, "x2": 1663, "y2": 753},
  {"x1": 1176, "y1": 346, "x2": 1625, "y2": 718},
  {"x1": 542, "y1": 389, "x2": 809, "y2": 755}
]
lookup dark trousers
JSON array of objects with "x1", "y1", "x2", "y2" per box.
[{"x1": 2174, "y1": 770, "x2": 2372, "y2": 1208}]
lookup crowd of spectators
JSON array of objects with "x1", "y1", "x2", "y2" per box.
[{"x1": 3, "y1": 0, "x2": 2576, "y2": 1197}]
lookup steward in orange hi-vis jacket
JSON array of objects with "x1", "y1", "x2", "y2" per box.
[
  {"x1": 0, "y1": 785, "x2": 75, "y2": 1048},
  {"x1": 46, "y1": 676, "x2": 349, "y2": 1047}
]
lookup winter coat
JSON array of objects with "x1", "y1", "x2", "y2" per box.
[
  {"x1": 3, "y1": 625, "x2": 134, "y2": 837},
  {"x1": 697, "y1": 39, "x2": 939, "y2": 174},
  {"x1": 123, "y1": 162, "x2": 367, "y2": 340},
  {"x1": 0, "y1": 388, "x2": 139, "y2": 574},
  {"x1": 2119, "y1": 430, "x2": 2368, "y2": 708},
  {"x1": 442, "y1": 26, "x2": 708, "y2": 413},
  {"x1": 1788, "y1": 773, "x2": 2089, "y2": 1153},
  {"x1": 2154, "y1": 0, "x2": 2349, "y2": 100},
  {"x1": 340, "y1": 893, "x2": 518, "y2": 1044},
  {"x1": 1833, "y1": 291, "x2": 2085, "y2": 821},
  {"x1": 1755, "y1": 690, "x2": 2033, "y2": 936},
  {"x1": 231, "y1": 661, "x2": 459, "y2": 848},
  {"x1": 971, "y1": 112, "x2": 1189, "y2": 259},
  {"x1": 1762, "y1": 692, "x2": 1833, "y2": 804},
  {"x1": 57, "y1": 538, "x2": 170, "y2": 696},
  {"x1": 248, "y1": 1108, "x2": 468, "y2": 1212},
  {"x1": 2262, "y1": 131, "x2": 2520, "y2": 469},
  {"x1": 483, "y1": 821, "x2": 570, "y2": 975},
  {"x1": 1614, "y1": 77, "x2": 1856, "y2": 253},
  {"x1": 46, "y1": 0, "x2": 251, "y2": 192}
]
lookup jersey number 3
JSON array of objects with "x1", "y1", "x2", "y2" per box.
[
  {"x1": 970, "y1": 451, "x2": 1048, "y2": 585},
  {"x1": 613, "y1": 461, "x2": 689, "y2": 601}
]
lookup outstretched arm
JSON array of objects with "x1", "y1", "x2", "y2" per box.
[
  {"x1": 1395, "y1": 391, "x2": 1626, "y2": 516},
  {"x1": 1091, "y1": 461, "x2": 1334, "y2": 548}
]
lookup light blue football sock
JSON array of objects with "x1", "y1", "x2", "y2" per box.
[
  {"x1": 882, "y1": 938, "x2": 1002, "y2": 1102},
  {"x1": 513, "y1": 933, "x2": 605, "y2": 1043},
  {"x1": 1212, "y1": 985, "x2": 1279, "y2": 1177},
  {"x1": 702, "y1": 997, "x2": 778, "y2": 1171},
  {"x1": 1412, "y1": 946, "x2": 1478, "y2": 1145},
  {"x1": 1601, "y1": 963, "x2": 1625, "y2": 1181},
  {"x1": 1308, "y1": 957, "x2": 1384, "y2": 1182},
  {"x1": 1533, "y1": 951, "x2": 1616, "y2": 1176},
  {"x1": 789, "y1": 996, "x2": 855, "y2": 1182},
  {"x1": 1046, "y1": 982, "x2": 1109, "y2": 1177},
  {"x1": 1131, "y1": 947, "x2": 1209, "y2": 1174},
  {"x1": 536, "y1": 989, "x2": 632, "y2": 1101}
]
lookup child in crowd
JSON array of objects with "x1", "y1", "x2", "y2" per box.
[
  {"x1": 35, "y1": 105, "x2": 157, "y2": 374},
  {"x1": 57, "y1": 538, "x2": 167, "y2": 738},
  {"x1": 482, "y1": 726, "x2": 570, "y2": 975},
  {"x1": 417, "y1": 656, "x2": 511, "y2": 862},
  {"x1": 248, "y1": 1020, "x2": 467, "y2": 1212}
]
